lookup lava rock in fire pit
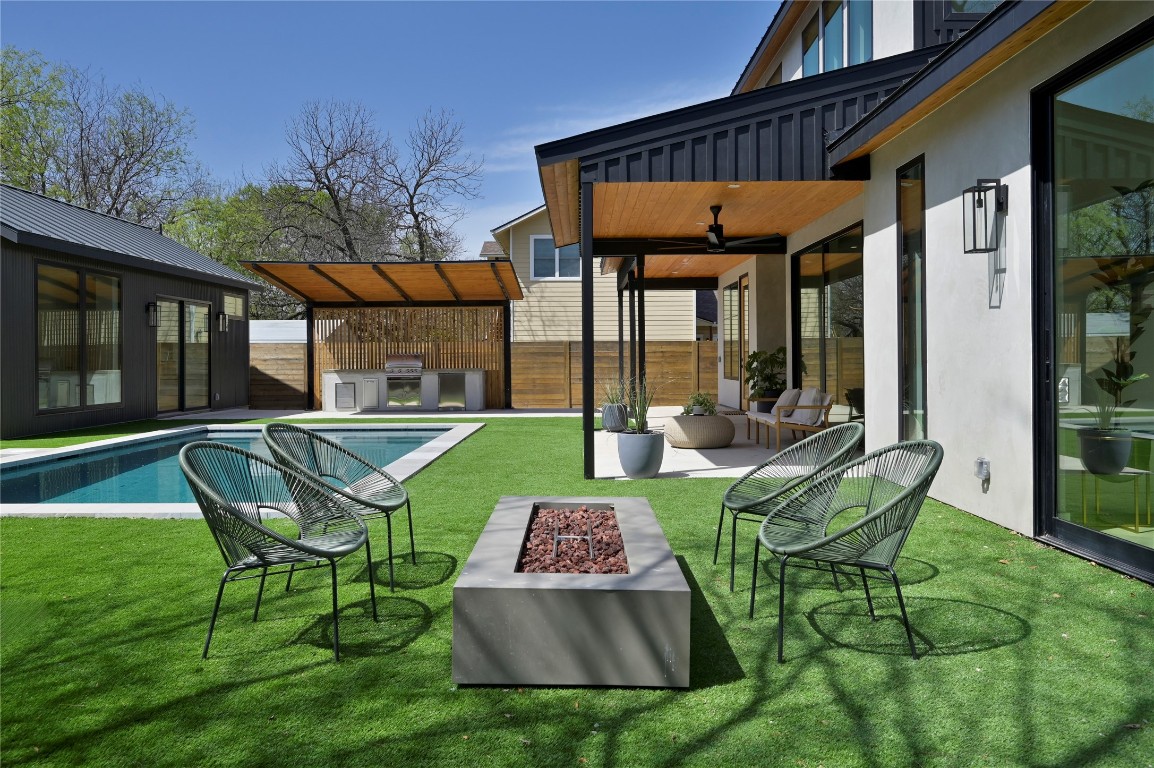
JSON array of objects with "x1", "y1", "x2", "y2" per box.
[{"x1": 516, "y1": 505, "x2": 629, "y2": 574}]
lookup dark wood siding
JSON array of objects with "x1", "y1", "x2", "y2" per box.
[
  {"x1": 1, "y1": 240, "x2": 249, "y2": 438},
  {"x1": 572, "y1": 48, "x2": 941, "y2": 186}
]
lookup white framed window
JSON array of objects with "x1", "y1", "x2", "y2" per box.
[{"x1": 530, "y1": 235, "x2": 581, "y2": 280}]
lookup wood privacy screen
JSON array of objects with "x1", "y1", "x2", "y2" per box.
[
  {"x1": 250, "y1": 336, "x2": 720, "y2": 410},
  {"x1": 312, "y1": 307, "x2": 507, "y2": 408}
]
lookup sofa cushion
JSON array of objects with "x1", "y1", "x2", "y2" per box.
[
  {"x1": 770, "y1": 388, "x2": 801, "y2": 418},
  {"x1": 787, "y1": 387, "x2": 824, "y2": 425}
]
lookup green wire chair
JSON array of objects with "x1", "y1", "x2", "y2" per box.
[
  {"x1": 748, "y1": 439, "x2": 943, "y2": 662},
  {"x1": 179, "y1": 441, "x2": 378, "y2": 661},
  {"x1": 715, "y1": 421, "x2": 863, "y2": 591},
  {"x1": 262, "y1": 423, "x2": 415, "y2": 592}
]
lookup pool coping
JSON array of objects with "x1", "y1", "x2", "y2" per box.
[{"x1": 0, "y1": 422, "x2": 483, "y2": 519}]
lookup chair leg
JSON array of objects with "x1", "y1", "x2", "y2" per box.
[
  {"x1": 203, "y1": 573, "x2": 229, "y2": 659},
  {"x1": 888, "y1": 567, "x2": 918, "y2": 660},
  {"x1": 253, "y1": 568, "x2": 268, "y2": 621},
  {"x1": 829, "y1": 563, "x2": 842, "y2": 592},
  {"x1": 777, "y1": 556, "x2": 789, "y2": 663},
  {"x1": 285, "y1": 563, "x2": 295, "y2": 592},
  {"x1": 713, "y1": 503, "x2": 727, "y2": 565},
  {"x1": 406, "y1": 500, "x2": 417, "y2": 565},
  {"x1": 385, "y1": 514, "x2": 396, "y2": 592},
  {"x1": 364, "y1": 537, "x2": 379, "y2": 622},
  {"x1": 729, "y1": 513, "x2": 739, "y2": 592},
  {"x1": 748, "y1": 540, "x2": 761, "y2": 618},
  {"x1": 330, "y1": 560, "x2": 341, "y2": 661},
  {"x1": 860, "y1": 567, "x2": 876, "y2": 620}
]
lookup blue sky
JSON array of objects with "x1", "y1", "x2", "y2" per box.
[{"x1": 2, "y1": 0, "x2": 777, "y2": 258}]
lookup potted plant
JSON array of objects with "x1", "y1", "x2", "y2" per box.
[
  {"x1": 1078, "y1": 369, "x2": 1148, "y2": 475},
  {"x1": 744, "y1": 347, "x2": 788, "y2": 412},
  {"x1": 617, "y1": 376, "x2": 663, "y2": 478},
  {"x1": 682, "y1": 391, "x2": 717, "y2": 416},
  {"x1": 600, "y1": 378, "x2": 628, "y2": 433}
]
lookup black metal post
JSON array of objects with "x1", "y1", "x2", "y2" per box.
[
  {"x1": 628, "y1": 273, "x2": 637, "y2": 385},
  {"x1": 581, "y1": 181, "x2": 595, "y2": 479},
  {"x1": 636, "y1": 254, "x2": 646, "y2": 385},
  {"x1": 503, "y1": 301, "x2": 513, "y2": 408},
  {"x1": 617, "y1": 284, "x2": 625, "y2": 389},
  {"x1": 305, "y1": 304, "x2": 316, "y2": 409}
]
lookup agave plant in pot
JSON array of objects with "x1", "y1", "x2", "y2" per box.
[
  {"x1": 617, "y1": 377, "x2": 662, "y2": 479},
  {"x1": 1078, "y1": 369, "x2": 1149, "y2": 475}
]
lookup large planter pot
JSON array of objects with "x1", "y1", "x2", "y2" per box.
[
  {"x1": 601, "y1": 403, "x2": 628, "y2": 433},
  {"x1": 618, "y1": 431, "x2": 664, "y2": 479},
  {"x1": 753, "y1": 391, "x2": 783, "y2": 413},
  {"x1": 1078, "y1": 428, "x2": 1133, "y2": 475}
]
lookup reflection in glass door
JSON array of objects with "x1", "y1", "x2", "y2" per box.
[
  {"x1": 796, "y1": 226, "x2": 865, "y2": 424},
  {"x1": 1053, "y1": 40, "x2": 1153, "y2": 558},
  {"x1": 156, "y1": 299, "x2": 210, "y2": 412}
]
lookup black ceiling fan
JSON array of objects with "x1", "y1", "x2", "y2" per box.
[{"x1": 645, "y1": 205, "x2": 783, "y2": 255}]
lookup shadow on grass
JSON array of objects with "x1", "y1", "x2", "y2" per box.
[
  {"x1": 677, "y1": 556, "x2": 745, "y2": 688},
  {"x1": 358, "y1": 550, "x2": 456, "y2": 591},
  {"x1": 302, "y1": 595, "x2": 434, "y2": 658},
  {"x1": 803, "y1": 595, "x2": 1031, "y2": 658}
]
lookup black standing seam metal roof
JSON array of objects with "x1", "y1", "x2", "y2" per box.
[{"x1": 0, "y1": 184, "x2": 258, "y2": 290}]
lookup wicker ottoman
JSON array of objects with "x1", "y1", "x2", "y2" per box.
[{"x1": 664, "y1": 415, "x2": 735, "y2": 449}]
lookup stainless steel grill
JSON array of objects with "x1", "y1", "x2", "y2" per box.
[{"x1": 384, "y1": 354, "x2": 423, "y2": 408}]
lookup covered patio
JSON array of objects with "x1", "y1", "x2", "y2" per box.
[{"x1": 535, "y1": 48, "x2": 939, "y2": 478}]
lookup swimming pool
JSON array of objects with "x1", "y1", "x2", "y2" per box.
[{"x1": 0, "y1": 423, "x2": 482, "y2": 517}]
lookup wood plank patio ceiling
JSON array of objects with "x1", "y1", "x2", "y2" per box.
[
  {"x1": 241, "y1": 260, "x2": 524, "y2": 305},
  {"x1": 594, "y1": 180, "x2": 862, "y2": 278}
]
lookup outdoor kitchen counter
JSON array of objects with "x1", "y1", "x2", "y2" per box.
[{"x1": 321, "y1": 368, "x2": 485, "y2": 411}]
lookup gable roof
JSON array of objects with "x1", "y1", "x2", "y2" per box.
[{"x1": 0, "y1": 184, "x2": 257, "y2": 290}]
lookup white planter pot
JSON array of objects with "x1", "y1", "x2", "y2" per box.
[{"x1": 618, "y1": 431, "x2": 664, "y2": 479}]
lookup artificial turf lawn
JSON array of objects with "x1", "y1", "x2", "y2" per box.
[{"x1": 1, "y1": 417, "x2": 1152, "y2": 767}]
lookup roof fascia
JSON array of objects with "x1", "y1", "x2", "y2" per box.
[
  {"x1": 3, "y1": 228, "x2": 258, "y2": 291},
  {"x1": 731, "y1": 0, "x2": 805, "y2": 95},
  {"x1": 490, "y1": 205, "x2": 547, "y2": 235},
  {"x1": 827, "y1": 0, "x2": 1082, "y2": 167}
]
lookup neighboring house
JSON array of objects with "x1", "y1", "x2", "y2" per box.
[
  {"x1": 1, "y1": 184, "x2": 258, "y2": 438},
  {"x1": 485, "y1": 206, "x2": 697, "y2": 341},
  {"x1": 535, "y1": 1, "x2": 1154, "y2": 581}
]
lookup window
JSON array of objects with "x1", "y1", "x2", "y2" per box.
[
  {"x1": 223, "y1": 293, "x2": 245, "y2": 319},
  {"x1": 898, "y1": 158, "x2": 927, "y2": 440},
  {"x1": 37, "y1": 263, "x2": 121, "y2": 410},
  {"x1": 802, "y1": 1, "x2": 872, "y2": 78},
  {"x1": 530, "y1": 235, "x2": 580, "y2": 280},
  {"x1": 802, "y1": 14, "x2": 820, "y2": 77},
  {"x1": 823, "y1": 1, "x2": 844, "y2": 72},
  {"x1": 723, "y1": 275, "x2": 749, "y2": 386},
  {"x1": 848, "y1": 0, "x2": 873, "y2": 65},
  {"x1": 795, "y1": 226, "x2": 864, "y2": 418}
]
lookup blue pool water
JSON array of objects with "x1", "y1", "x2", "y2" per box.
[{"x1": 0, "y1": 428, "x2": 447, "y2": 505}]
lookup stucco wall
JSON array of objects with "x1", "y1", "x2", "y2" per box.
[{"x1": 860, "y1": 1, "x2": 1152, "y2": 534}]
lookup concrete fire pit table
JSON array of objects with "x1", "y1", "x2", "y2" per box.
[{"x1": 452, "y1": 496, "x2": 690, "y2": 688}]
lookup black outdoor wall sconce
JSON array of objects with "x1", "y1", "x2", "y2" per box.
[
  {"x1": 217, "y1": 311, "x2": 229, "y2": 333},
  {"x1": 146, "y1": 302, "x2": 158, "y2": 327},
  {"x1": 962, "y1": 178, "x2": 1008, "y2": 253}
]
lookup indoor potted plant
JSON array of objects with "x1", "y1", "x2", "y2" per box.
[
  {"x1": 600, "y1": 378, "x2": 628, "y2": 432},
  {"x1": 617, "y1": 376, "x2": 662, "y2": 478}
]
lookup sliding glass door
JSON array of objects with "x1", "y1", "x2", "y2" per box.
[
  {"x1": 156, "y1": 299, "x2": 210, "y2": 412},
  {"x1": 1049, "y1": 39, "x2": 1153, "y2": 570}
]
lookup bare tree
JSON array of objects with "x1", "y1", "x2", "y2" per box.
[
  {"x1": 264, "y1": 100, "x2": 400, "y2": 262},
  {"x1": 381, "y1": 108, "x2": 483, "y2": 261}
]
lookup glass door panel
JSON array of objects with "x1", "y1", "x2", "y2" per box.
[
  {"x1": 156, "y1": 300, "x2": 181, "y2": 412},
  {"x1": 184, "y1": 303, "x2": 210, "y2": 410},
  {"x1": 1053, "y1": 41, "x2": 1153, "y2": 553}
]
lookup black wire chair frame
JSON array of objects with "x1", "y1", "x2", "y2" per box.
[
  {"x1": 748, "y1": 439, "x2": 944, "y2": 662},
  {"x1": 715, "y1": 421, "x2": 864, "y2": 591},
  {"x1": 262, "y1": 423, "x2": 416, "y2": 592},
  {"x1": 179, "y1": 441, "x2": 379, "y2": 661}
]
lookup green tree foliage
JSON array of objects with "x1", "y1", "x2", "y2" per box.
[{"x1": 1, "y1": 46, "x2": 206, "y2": 228}]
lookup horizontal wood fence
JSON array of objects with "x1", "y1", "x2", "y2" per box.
[{"x1": 250, "y1": 338, "x2": 720, "y2": 410}]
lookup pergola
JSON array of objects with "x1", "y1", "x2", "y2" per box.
[{"x1": 242, "y1": 259, "x2": 523, "y2": 408}]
